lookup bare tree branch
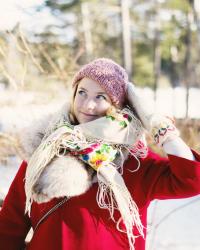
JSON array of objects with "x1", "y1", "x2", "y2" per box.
[
  {"x1": 0, "y1": 63, "x2": 18, "y2": 89},
  {"x1": 18, "y1": 27, "x2": 46, "y2": 74}
]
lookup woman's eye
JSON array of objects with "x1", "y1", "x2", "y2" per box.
[
  {"x1": 96, "y1": 95, "x2": 106, "y2": 100},
  {"x1": 78, "y1": 90, "x2": 86, "y2": 96}
]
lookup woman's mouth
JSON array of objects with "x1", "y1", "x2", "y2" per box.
[{"x1": 80, "y1": 112, "x2": 98, "y2": 117}]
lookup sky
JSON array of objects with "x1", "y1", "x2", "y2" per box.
[
  {"x1": 1, "y1": 0, "x2": 200, "y2": 32},
  {"x1": 0, "y1": 0, "x2": 75, "y2": 43},
  {"x1": 0, "y1": 0, "x2": 52, "y2": 31},
  {"x1": 0, "y1": 0, "x2": 41, "y2": 30}
]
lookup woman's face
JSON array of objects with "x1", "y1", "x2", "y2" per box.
[{"x1": 73, "y1": 77, "x2": 112, "y2": 124}]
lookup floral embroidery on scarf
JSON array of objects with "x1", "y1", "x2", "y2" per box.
[
  {"x1": 106, "y1": 107, "x2": 132, "y2": 128},
  {"x1": 71, "y1": 143, "x2": 118, "y2": 171}
]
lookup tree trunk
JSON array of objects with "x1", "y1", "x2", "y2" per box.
[{"x1": 120, "y1": 0, "x2": 132, "y2": 78}]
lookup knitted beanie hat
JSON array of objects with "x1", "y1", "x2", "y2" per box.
[{"x1": 72, "y1": 58, "x2": 129, "y2": 107}]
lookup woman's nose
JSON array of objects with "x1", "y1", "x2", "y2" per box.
[{"x1": 85, "y1": 98, "x2": 96, "y2": 110}]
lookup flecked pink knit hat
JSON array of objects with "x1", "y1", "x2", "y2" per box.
[{"x1": 72, "y1": 58, "x2": 129, "y2": 107}]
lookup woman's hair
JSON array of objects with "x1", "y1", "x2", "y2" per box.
[{"x1": 69, "y1": 83, "x2": 79, "y2": 125}]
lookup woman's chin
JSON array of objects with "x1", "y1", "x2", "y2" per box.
[{"x1": 78, "y1": 115, "x2": 98, "y2": 124}]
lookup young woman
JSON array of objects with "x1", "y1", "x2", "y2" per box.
[{"x1": 0, "y1": 58, "x2": 200, "y2": 250}]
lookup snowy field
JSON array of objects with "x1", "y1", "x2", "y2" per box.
[
  {"x1": 0, "y1": 86, "x2": 200, "y2": 250},
  {"x1": 136, "y1": 87, "x2": 200, "y2": 119}
]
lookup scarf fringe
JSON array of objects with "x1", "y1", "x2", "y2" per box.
[
  {"x1": 25, "y1": 126, "x2": 72, "y2": 215},
  {"x1": 97, "y1": 165, "x2": 144, "y2": 250}
]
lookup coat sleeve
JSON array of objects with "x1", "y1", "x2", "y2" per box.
[
  {"x1": 0, "y1": 161, "x2": 31, "y2": 250},
  {"x1": 141, "y1": 150, "x2": 200, "y2": 201}
]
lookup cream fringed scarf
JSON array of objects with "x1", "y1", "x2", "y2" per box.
[{"x1": 25, "y1": 107, "x2": 148, "y2": 250}]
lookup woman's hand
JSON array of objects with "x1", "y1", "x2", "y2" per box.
[{"x1": 126, "y1": 82, "x2": 179, "y2": 146}]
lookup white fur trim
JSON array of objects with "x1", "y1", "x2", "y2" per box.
[
  {"x1": 19, "y1": 102, "x2": 71, "y2": 160},
  {"x1": 32, "y1": 156, "x2": 94, "y2": 203}
]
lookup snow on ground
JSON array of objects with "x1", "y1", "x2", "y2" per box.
[
  {"x1": 0, "y1": 156, "x2": 21, "y2": 199},
  {"x1": 0, "y1": 89, "x2": 68, "y2": 132},
  {"x1": 146, "y1": 197, "x2": 200, "y2": 250},
  {"x1": 1, "y1": 87, "x2": 200, "y2": 250},
  {"x1": 136, "y1": 87, "x2": 200, "y2": 118}
]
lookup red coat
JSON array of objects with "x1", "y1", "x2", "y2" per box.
[{"x1": 1, "y1": 150, "x2": 200, "y2": 250}]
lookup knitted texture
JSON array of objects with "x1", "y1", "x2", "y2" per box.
[{"x1": 72, "y1": 58, "x2": 128, "y2": 107}]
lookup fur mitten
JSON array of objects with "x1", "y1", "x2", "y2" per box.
[
  {"x1": 126, "y1": 82, "x2": 153, "y2": 130},
  {"x1": 126, "y1": 82, "x2": 179, "y2": 146}
]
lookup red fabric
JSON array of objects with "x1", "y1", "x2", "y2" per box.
[{"x1": 1, "y1": 150, "x2": 200, "y2": 250}]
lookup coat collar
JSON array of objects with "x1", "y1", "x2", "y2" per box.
[{"x1": 19, "y1": 102, "x2": 71, "y2": 161}]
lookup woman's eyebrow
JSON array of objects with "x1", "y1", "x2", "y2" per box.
[
  {"x1": 96, "y1": 91, "x2": 107, "y2": 95},
  {"x1": 79, "y1": 87, "x2": 88, "y2": 91},
  {"x1": 79, "y1": 87, "x2": 107, "y2": 96}
]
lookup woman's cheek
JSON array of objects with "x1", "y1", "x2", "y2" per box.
[
  {"x1": 74, "y1": 97, "x2": 83, "y2": 110},
  {"x1": 98, "y1": 101, "x2": 112, "y2": 114}
]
